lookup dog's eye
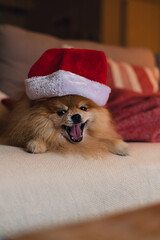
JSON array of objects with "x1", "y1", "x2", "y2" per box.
[
  {"x1": 57, "y1": 110, "x2": 66, "y2": 116},
  {"x1": 80, "y1": 106, "x2": 87, "y2": 111}
]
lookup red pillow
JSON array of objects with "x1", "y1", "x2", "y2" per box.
[{"x1": 107, "y1": 59, "x2": 159, "y2": 94}]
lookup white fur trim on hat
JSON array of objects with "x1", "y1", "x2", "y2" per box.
[{"x1": 25, "y1": 70, "x2": 111, "y2": 106}]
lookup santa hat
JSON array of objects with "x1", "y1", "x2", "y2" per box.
[{"x1": 25, "y1": 48, "x2": 111, "y2": 106}]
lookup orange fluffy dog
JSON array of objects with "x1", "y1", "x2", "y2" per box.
[
  {"x1": 0, "y1": 94, "x2": 128, "y2": 157},
  {"x1": 0, "y1": 48, "x2": 128, "y2": 157}
]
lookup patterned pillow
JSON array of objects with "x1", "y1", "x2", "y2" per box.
[{"x1": 107, "y1": 59, "x2": 159, "y2": 94}]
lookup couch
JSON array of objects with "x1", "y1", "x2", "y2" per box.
[{"x1": 0, "y1": 24, "x2": 160, "y2": 238}]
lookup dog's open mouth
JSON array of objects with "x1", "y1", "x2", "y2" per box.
[{"x1": 62, "y1": 121, "x2": 87, "y2": 143}]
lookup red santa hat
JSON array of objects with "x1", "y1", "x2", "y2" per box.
[{"x1": 25, "y1": 48, "x2": 111, "y2": 106}]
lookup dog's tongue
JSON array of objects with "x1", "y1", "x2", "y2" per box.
[{"x1": 70, "y1": 125, "x2": 82, "y2": 140}]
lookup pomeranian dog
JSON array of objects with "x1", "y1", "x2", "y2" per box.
[{"x1": 0, "y1": 94, "x2": 128, "y2": 157}]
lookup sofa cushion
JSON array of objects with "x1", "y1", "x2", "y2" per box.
[
  {"x1": 0, "y1": 24, "x2": 156, "y2": 99},
  {"x1": 0, "y1": 143, "x2": 160, "y2": 237}
]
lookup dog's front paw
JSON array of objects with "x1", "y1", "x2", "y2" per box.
[
  {"x1": 26, "y1": 139, "x2": 47, "y2": 154},
  {"x1": 109, "y1": 139, "x2": 129, "y2": 156}
]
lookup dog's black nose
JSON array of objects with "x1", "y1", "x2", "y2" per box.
[{"x1": 71, "y1": 114, "x2": 82, "y2": 124}]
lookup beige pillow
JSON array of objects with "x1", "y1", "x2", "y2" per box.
[
  {"x1": 0, "y1": 90, "x2": 9, "y2": 123},
  {"x1": 0, "y1": 25, "x2": 62, "y2": 99},
  {"x1": 0, "y1": 90, "x2": 7, "y2": 99},
  {"x1": 0, "y1": 24, "x2": 156, "y2": 99},
  {"x1": 63, "y1": 41, "x2": 156, "y2": 68}
]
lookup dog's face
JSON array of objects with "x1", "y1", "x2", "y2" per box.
[
  {"x1": 5, "y1": 94, "x2": 126, "y2": 156},
  {"x1": 32, "y1": 95, "x2": 100, "y2": 144}
]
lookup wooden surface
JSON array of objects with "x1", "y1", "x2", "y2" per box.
[
  {"x1": 0, "y1": 0, "x2": 100, "y2": 41},
  {"x1": 100, "y1": 0, "x2": 160, "y2": 52},
  {"x1": 9, "y1": 203, "x2": 160, "y2": 240},
  {"x1": 125, "y1": 0, "x2": 160, "y2": 52}
]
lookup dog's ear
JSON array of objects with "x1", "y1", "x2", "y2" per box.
[
  {"x1": 30, "y1": 98, "x2": 50, "y2": 107},
  {"x1": 1, "y1": 98, "x2": 16, "y2": 110},
  {"x1": 32, "y1": 98, "x2": 49, "y2": 104}
]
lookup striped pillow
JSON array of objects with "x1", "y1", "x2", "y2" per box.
[{"x1": 107, "y1": 59, "x2": 160, "y2": 94}]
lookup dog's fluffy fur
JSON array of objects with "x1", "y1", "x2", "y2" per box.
[{"x1": 0, "y1": 95, "x2": 128, "y2": 157}]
